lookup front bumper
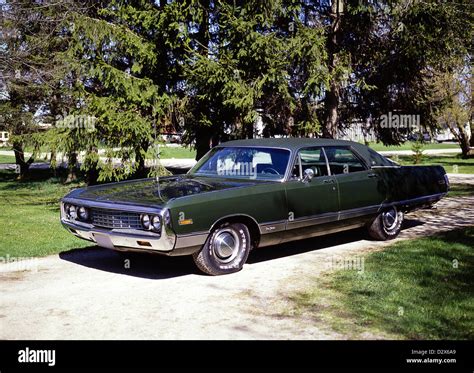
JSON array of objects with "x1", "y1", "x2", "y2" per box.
[
  {"x1": 61, "y1": 219, "x2": 176, "y2": 253},
  {"x1": 60, "y1": 198, "x2": 209, "y2": 256}
]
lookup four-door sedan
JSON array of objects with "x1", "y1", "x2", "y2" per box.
[{"x1": 61, "y1": 138, "x2": 449, "y2": 275}]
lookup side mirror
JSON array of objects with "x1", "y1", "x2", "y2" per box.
[{"x1": 302, "y1": 168, "x2": 314, "y2": 183}]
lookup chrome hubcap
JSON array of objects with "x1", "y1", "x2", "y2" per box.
[
  {"x1": 213, "y1": 229, "x2": 240, "y2": 263},
  {"x1": 382, "y1": 207, "x2": 399, "y2": 231}
]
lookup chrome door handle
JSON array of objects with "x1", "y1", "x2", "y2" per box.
[
  {"x1": 323, "y1": 179, "x2": 334, "y2": 184},
  {"x1": 368, "y1": 173, "x2": 378, "y2": 178}
]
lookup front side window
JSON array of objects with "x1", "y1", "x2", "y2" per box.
[
  {"x1": 190, "y1": 146, "x2": 290, "y2": 180},
  {"x1": 291, "y1": 147, "x2": 329, "y2": 179},
  {"x1": 324, "y1": 147, "x2": 367, "y2": 175}
]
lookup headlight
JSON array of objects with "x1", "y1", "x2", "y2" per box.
[
  {"x1": 151, "y1": 215, "x2": 161, "y2": 232},
  {"x1": 66, "y1": 204, "x2": 77, "y2": 220},
  {"x1": 141, "y1": 214, "x2": 150, "y2": 230},
  {"x1": 78, "y1": 206, "x2": 89, "y2": 221}
]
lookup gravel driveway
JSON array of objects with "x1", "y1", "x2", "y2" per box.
[{"x1": 1, "y1": 193, "x2": 473, "y2": 340}]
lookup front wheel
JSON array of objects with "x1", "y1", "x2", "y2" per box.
[
  {"x1": 367, "y1": 206, "x2": 404, "y2": 240},
  {"x1": 193, "y1": 222, "x2": 251, "y2": 276}
]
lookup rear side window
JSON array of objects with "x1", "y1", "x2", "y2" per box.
[
  {"x1": 368, "y1": 148, "x2": 398, "y2": 166},
  {"x1": 324, "y1": 147, "x2": 367, "y2": 175}
]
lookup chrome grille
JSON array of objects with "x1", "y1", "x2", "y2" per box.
[{"x1": 91, "y1": 209, "x2": 142, "y2": 229}]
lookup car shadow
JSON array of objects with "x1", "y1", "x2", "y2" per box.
[
  {"x1": 247, "y1": 219, "x2": 426, "y2": 263},
  {"x1": 59, "y1": 219, "x2": 425, "y2": 279},
  {"x1": 248, "y1": 227, "x2": 368, "y2": 264},
  {"x1": 402, "y1": 218, "x2": 425, "y2": 229},
  {"x1": 59, "y1": 247, "x2": 199, "y2": 280}
]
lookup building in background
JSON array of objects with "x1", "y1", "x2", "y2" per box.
[{"x1": 0, "y1": 131, "x2": 9, "y2": 147}]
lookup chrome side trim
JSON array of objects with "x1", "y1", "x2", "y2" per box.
[
  {"x1": 370, "y1": 165, "x2": 401, "y2": 169},
  {"x1": 175, "y1": 232, "x2": 209, "y2": 249},
  {"x1": 383, "y1": 192, "x2": 447, "y2": 209},
  {"x1": 282, "y1": 194, "x2": 445, "y2": 233},
  {"x1": 286, "y1": 211, "x2": 338, "y2": 230},
  {"x1": 281, "y1": 222, "x2": 366, "y2": 244},
  {"x1": 259, "y1": 220, "x2": 287, "y2": 234},
  {"x1": 338, "y1": 205, "x2": 380, "y2": 220},
  {"x1": 283, "y1": 205, "x2": 379, "y2": 231}
]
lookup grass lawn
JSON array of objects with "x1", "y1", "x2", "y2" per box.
[
  {"x1": 391, "y1": 154, "x2": 474, "y2": 174},
  {"x1": 447, "y1": 183, "x2": 474, "y2": 198},
  {"x1": 288, "y1": 227, "x2": 474, "y2": 339},
  {"x1": 0, "y1": 171, "x2": 93, "y2": 258},
  {"x1": 368, "y1": 141, "x2": 460, "y2": 152},
  {"x1": 0, "y1": 154, "x2": 16, "y2": 163},
  {"x1": 0, "y1": 154, "x2": 48, "y2": 164},
  {"x1": 146, "y1": 145, "x2": 196, "y2": 159},
  {"x1": 1, "y1": 145, "x2": 196, "y2": 162}
]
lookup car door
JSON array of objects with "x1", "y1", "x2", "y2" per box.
[
  {"x1": 323, "y1": 146, "x2": 386, "y2": 220},
  {"x1": 284, "y1": 147, "x2": 339, "y2": 232}
]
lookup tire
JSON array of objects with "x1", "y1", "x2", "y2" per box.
[
  {"x1": 367, "y1": 206, "x2": 404, "y2": 240},
  {"x1": 193, "y1": 222, "x2": 251, "y2": 276}
]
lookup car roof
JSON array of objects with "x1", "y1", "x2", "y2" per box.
[{"x1": 218, "y1": 138, "x2": 363, "y2": 151}]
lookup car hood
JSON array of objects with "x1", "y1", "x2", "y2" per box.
[{"x1": 66, "y1": 175, "x2": 261, "y2": 207}]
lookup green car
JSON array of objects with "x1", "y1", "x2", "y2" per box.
[{"x1": 61, "y1": 138, "x2": 448, "y2": 275}]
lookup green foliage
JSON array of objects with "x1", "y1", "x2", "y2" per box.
[
  {"x1": 65, "y1": 4, "x2": 171, "y2": 181},
  {"x1": 184, "y1": 1, "x2": 330, "y2": 143},
  {"x1": 341, "y1": 0, "x2": 472, "y2": 145},
  {"x1": 411, "y1": 140, "x2": 425, "y2": 164},
  {"x1": 1, "y1": 0, "x2": 472, "y2": 181}
]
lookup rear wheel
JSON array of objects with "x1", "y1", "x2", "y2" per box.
[
  {"x1": 193, "y1": 222, "x2": 251, "y2": 276},
  {"x1": 368, "y1": 206, "x2": 404, "y2": 240}
]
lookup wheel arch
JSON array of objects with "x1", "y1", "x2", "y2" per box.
[{"x1": 209, "y1": 214, "x2": 261, "y2": 249}]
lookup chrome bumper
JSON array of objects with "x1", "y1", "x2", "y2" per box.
[
  {"x1": 61, "y1": 219, "x2": 176, "y2": 253},
  {"x1": 61, "y1": 219, "x2": 209, "y2": 256}
]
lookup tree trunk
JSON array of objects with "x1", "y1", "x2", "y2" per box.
[
  {"x1": 450, "y1": 124, "x2": 471, "y2": 158},
  {"x1": 13, "y1": 141, "x2": 33, "y2": 179},
  {"x1": 195, "y1": 126, "x2": 212, "y2": 161},
  {"x1": 323, "y1": 0, "x2": 344, "y2": 139},
  {"x1": 246, "y1": 120, "x2": 254, "y2": 139},
  {"x1": 134, "y1": 141, "x2": 149, "y2": 178},
  {"x1": 470, "y1": 76, "x2": 473, "y2": 147},
  {"x1": 469, "y1": 121, "x2": 474, "y2": 147},
  {"x1": 194, "y1": 0, "x2": 213, "y2": 161},
  {"x1": 323, "y1": 81, "x2": 340, "y2": 138},
  {"x1": 65, "y1": 151, "x2": 78, "y2": 183},
  {"x1": 84, "y1": 146, "x2": 99, "y2": 185},
  {"x1": 49, "y1": 149, "x2": 57, "y2": 177},
  {"x1": 49, "y1": 89, "x2": 61, "y2": 175},
  {"x1": 458, "y1": 131, "x2": 471, "y2": 158}
]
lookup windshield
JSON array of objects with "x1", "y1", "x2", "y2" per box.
[{"x1": 189, "y1": 146, "x2": 291, "y2": 180}]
